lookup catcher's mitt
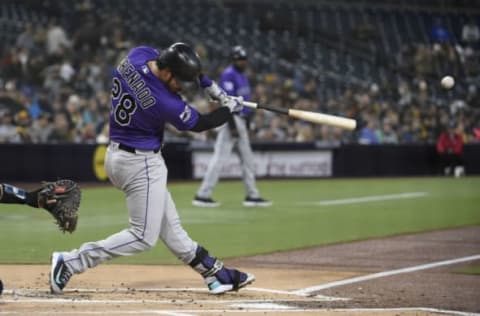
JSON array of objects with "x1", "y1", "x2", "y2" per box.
[{"x1": 38, "y1": 180, "x2": 81, "y2": 233}]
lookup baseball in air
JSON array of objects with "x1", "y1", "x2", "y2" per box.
[{"x1": 441, "y1": 75, "x2": 455, "y2": 89}]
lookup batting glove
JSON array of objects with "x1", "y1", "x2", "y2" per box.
[
  {"x1": 204, "y1": 81, "x2": 228, "y2": 101},
  {"x1": 222, "y1": 95, "x2": 244, "y2": 113},
  {"x1": 199, "y1": 74, "x2": 227, "y2": 101}
]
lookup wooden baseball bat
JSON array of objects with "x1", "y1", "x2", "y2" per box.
[{"x1": 242, "y1": 101, "x2": 357, "y2": 130}]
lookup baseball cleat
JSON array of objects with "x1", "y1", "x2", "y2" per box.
[
  {"x1": 206, "y1": 270, "x2": 255, "y2": 295},
  {"x1": 243, "y1": 197, "x2": 272, "y2": 207},
  {"x1": 192, "y1": 196, "x2": 220, "y2": 207},
  {"x1": 50, "y1": 252, "x2": 73, "y2": 294}
]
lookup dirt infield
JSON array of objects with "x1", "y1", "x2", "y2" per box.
[{"x1": 1, "y1": 226, "x2": 479, "y2": 316}]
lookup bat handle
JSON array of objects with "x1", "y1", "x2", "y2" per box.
[
  {"x1": 240, "y1": 100, "x2": 289, "y2": 114},
  {"x1": 240, "y1": 100, "x2": 258, "y2": 109}
]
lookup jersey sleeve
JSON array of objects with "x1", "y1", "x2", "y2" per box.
[
  {"x1": 160, "y1": 94, "x2": 200, "y2": 131},
  {"x1": 129, "y1": 46, "x2": 160, "y2": 63}
]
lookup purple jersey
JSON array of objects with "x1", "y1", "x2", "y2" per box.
[
  {"x1": 109, "y1": 46, "x2": 199, "y2": 150},
  {"x1": 219, "y1": 65, "x2": 251, "y2": 116}
]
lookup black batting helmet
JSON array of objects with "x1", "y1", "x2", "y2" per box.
[
  {"x1": 231, "y1": 45, "x2": 247, "y2": 60},
  {"x1": 156, "y1": 42, "x2": 202, "y2": 82}
]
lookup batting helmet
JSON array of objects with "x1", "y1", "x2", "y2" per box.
[
  {"x1": 157, "y1": 42, "x2": 202, "y2": 82},
  {"x1": 231, "y1": 45, "x2": 248, "y2": 60}
]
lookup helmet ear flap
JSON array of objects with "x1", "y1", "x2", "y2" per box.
[
  {"x1": 156, "y1": 52, "x2": 168, "y2": 69},
  {"x1": 156, "y1": 58, "x2": 163, "y2": 69}
]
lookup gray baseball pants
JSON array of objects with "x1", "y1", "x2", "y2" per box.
[
  {"x1": 62, "y1": 142, "x2": 197, "y2": 273},
  {"x1": 196, "y1": 116, "x2": 260, "y2": 199}
]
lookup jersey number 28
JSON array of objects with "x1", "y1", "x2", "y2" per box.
[{"x1": 111, "y1": 77, "x2": 137, "y2": 126}]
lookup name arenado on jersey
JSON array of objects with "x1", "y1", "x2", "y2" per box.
[{"x1": 117, "y1": 57, "x2": 155, "y2": 109}]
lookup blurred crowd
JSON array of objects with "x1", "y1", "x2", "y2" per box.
[{"x1": 1, "y1": 8, "x2": 479, "y2": 145}]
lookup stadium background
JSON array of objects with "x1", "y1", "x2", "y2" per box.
[
  {"x1": 0, "y1": 0, "x2": 479, "y2": 147},
  {"x1": 1, "y1": 0, "x2": 480, "y2": 181},
  {"x1": 1, "y1": 1, "x2": 480, "y2": 316}
]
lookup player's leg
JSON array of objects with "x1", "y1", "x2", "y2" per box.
[
  {"x1": 443, "y1": 153, "x2": 456, "y2": 176},
  {"x1": 160, "y1": 192, "x2": 255, "y2": 294},
  {"x1": 234, "y1": 117, "x2": 272, "y2": 207},
  {"x1": 194, "y1": 125, "x2": 235, "y2": 207},
  {"x1": 50, "y1": 148, "x2": 166, "y2": 293},
  {"x1": 159, "y1": 191, "x2": 197, "y2": 263},
  {"x1": 453, "y1": 154, "x2": 465, "y2": 177},
  {"x1": 188, "y1": 245, "x2": 255, "y2": 294}
]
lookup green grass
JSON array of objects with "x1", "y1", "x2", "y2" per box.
[
  {"x1": 455, "y1": 266, "x2": 480, "y2": 275},
  {"x1": 1, "y1": 177, "x2": 479, "y2": 264}
]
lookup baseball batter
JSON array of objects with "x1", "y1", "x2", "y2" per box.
[
  {"x1": 193, "y1": 46, "x2": 272, "y2": 207},
  {"x1": 50, "y1": 43, "x2": 254, "y2": 295}
]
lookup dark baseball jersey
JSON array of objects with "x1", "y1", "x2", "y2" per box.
[
  {"x1": 219, "y1": 65, "x2": 251, "y2": 116},
  {"x1": 109, "y1": 46, "x2": 199, "y2": 150}
]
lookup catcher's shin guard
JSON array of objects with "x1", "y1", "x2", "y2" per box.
[{"x1": 189, "y1": 246, "x2": 255, "y2": 294}]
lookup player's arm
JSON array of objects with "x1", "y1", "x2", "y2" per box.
[
  {"x1": 164, "y1": 75, "x2": 243, "y2": 132},
  {"x1": 190, "y1": 107, "x2": 232, "y2": 132},
  {"x1": 188, "y1": 74, "x2": 244, "y2": 132},
  {"x1": 0, "y1": 181, "x2": 80, "y2": 233},
  {"x1": 221, "y1": 72, "x2": 253, "y2": 119},
  {"x1": 0, "y1": 183, "x2": 42, "y2": 207},
  {"x1": 199, "y1": 74, "x2": 243, "y2": 113}
]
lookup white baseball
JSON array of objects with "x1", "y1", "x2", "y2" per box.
[{"x1": 441, "y1": 76, "x2": 455, "y2": 89}]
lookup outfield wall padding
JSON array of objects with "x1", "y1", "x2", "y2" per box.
[
  {"x1": 0, "y1": 143, "x2": 191, "y2": 182},
  {"x1": 0, "y1": 143, "x2": 478, "y2": 181}
]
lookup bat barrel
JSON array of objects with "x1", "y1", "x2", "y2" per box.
[
  {"x1": 241, "y1": 100, "x2": 356, "y2": 130},
  {"x1": 288, "y1": 109, "x2": 356, "y2": 130}
]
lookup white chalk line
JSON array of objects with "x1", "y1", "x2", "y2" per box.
[
  {"x1": 2, "y1": 286, "x2": 347, "y2": 301},
  {"x1": 0, "y1": 311, "x2": 195, "y2": 316},
  {"x1": 0, "y1": 297, "x2": 339, "y2": 304},
  {"x1": 303, "y1": 192, "x2": 428, "y2": 206},
  {"x1": 2, "y1": 285, "x2": 477, "y2": 315},
  {"x1": 3, "y1": 287, "x2": 209, "y2": 296},
  {"x1": 293, "y1": 254, "x2": 480, "y2": 296},
  {"x1": 248, "y1": 287, "x2": 349, "y2": 300},
  {"x1": 231, "y1": 302, "x2": 294, "y2": 310},
  {"x1": 0, "y1": 307, "x2": 478, "y2": 315},
  {"x1": 3, "y1": 249, "x2": 478, "y2": 315}
]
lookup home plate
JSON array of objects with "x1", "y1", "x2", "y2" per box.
[{"x1": 231, "y1": 302, "x2": 293, "y2": 310}]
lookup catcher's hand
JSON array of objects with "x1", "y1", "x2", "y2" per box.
[{"x1": 38, "y1": 180, "x2": 81, "y2": 233}]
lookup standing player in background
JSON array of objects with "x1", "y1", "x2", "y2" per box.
[
  {"x1": 436, "y1": 121, "x2": 465, "y2": 177},
  {"x1": 49, "y1": 42, "x2": 255, "y2": 295},
  {"x1": 193, "y1": 46, "x2": 272, "y2": 207}
]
